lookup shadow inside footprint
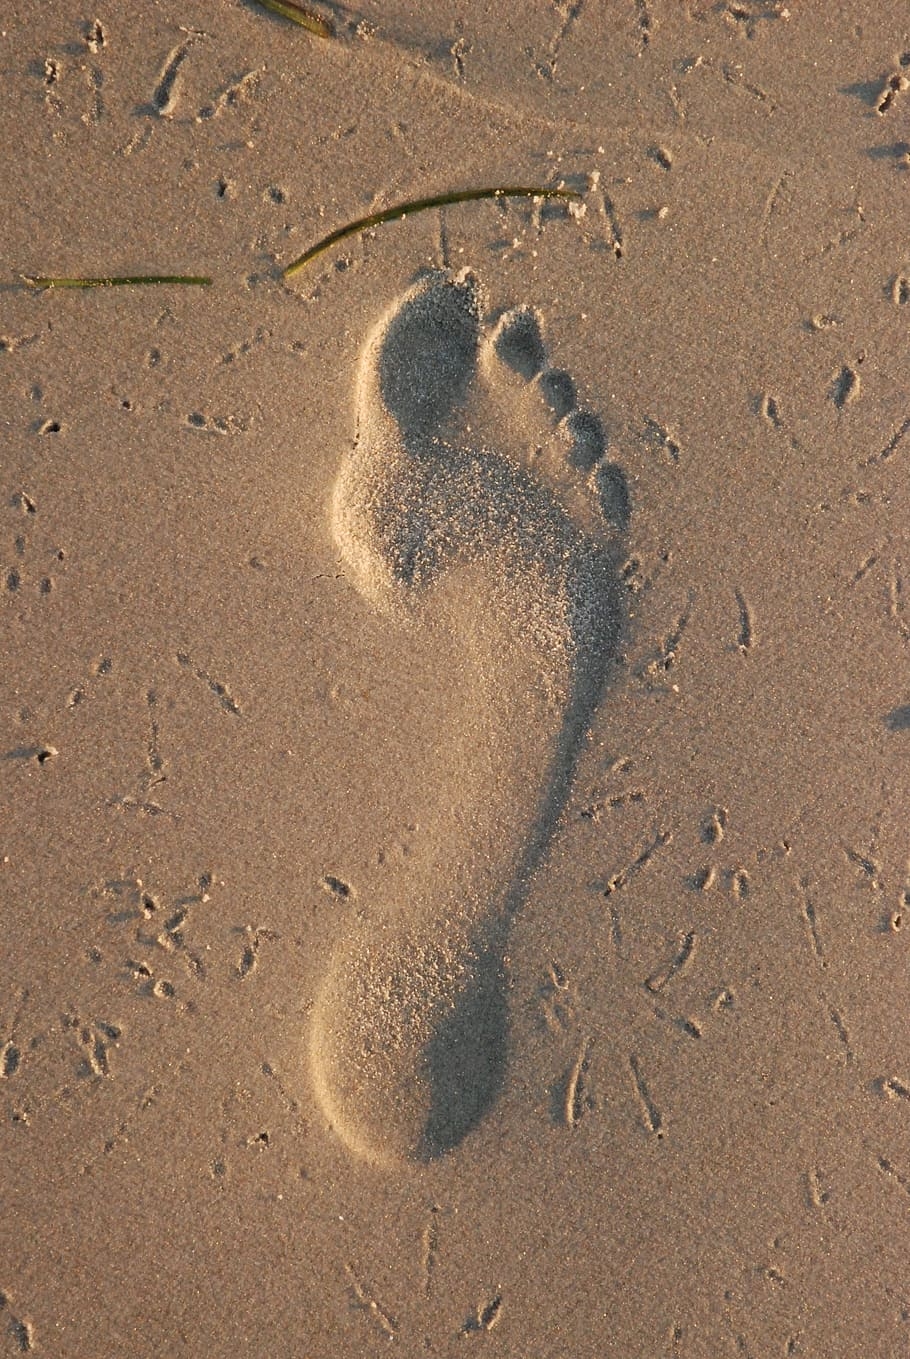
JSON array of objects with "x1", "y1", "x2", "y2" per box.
[{"x1": 419, "y1": 938, "x2": 508, "y2": 1161}]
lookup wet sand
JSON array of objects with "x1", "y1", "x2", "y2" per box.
[{"x1": 3, "y1": 2, "x2": 910, "y2": 1354}]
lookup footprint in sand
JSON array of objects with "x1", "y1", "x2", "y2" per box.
[{"x1": 311, "y1": 268, "x2": 631, "y2": 1165}]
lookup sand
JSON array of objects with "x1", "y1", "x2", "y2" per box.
[{"x1": 3, "y1": 0, "x2": 910, "y2": 1353}]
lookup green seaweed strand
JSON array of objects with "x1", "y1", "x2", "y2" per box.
[
  {"x1": 24, "y1": 275, "x2": 213, "y2": 289},
  {"x1": 283, "y1": 185, "x2": 582, "y2": 278},
  {"x1": 251, "y1": 0, "x2": 334, "y2": 37}
]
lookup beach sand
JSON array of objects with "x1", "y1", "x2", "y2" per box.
[{"x1": 3, "y1": 1, "x2": 910, "y2": 1353}]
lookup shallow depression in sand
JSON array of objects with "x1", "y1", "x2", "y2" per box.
[{"x1": 311, "y1": 268, "x2": 630, "y2": 1165}]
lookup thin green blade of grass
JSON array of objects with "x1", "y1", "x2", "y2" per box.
[
  {"x1": 250, "y1": 0, "x2": 334, "y2": 37},
  {"x1": 24, "y1": 275, "x2": 213, "y2": 289},
  {"x1": 282, "y1": 185, "x2": 582, "y2": 278}
]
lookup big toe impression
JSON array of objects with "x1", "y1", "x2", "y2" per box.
[{"x1": 377, "y1": 270, "x2": 481, "y2": 440}]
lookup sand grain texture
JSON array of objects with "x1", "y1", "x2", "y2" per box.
[{"x1": 3, "y1": 1, "x2": 910, "y2": 1355}]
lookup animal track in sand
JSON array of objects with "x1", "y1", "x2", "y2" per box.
[{"x1": 311, "y1": 268, "x2": 630, "y2": 1164}]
